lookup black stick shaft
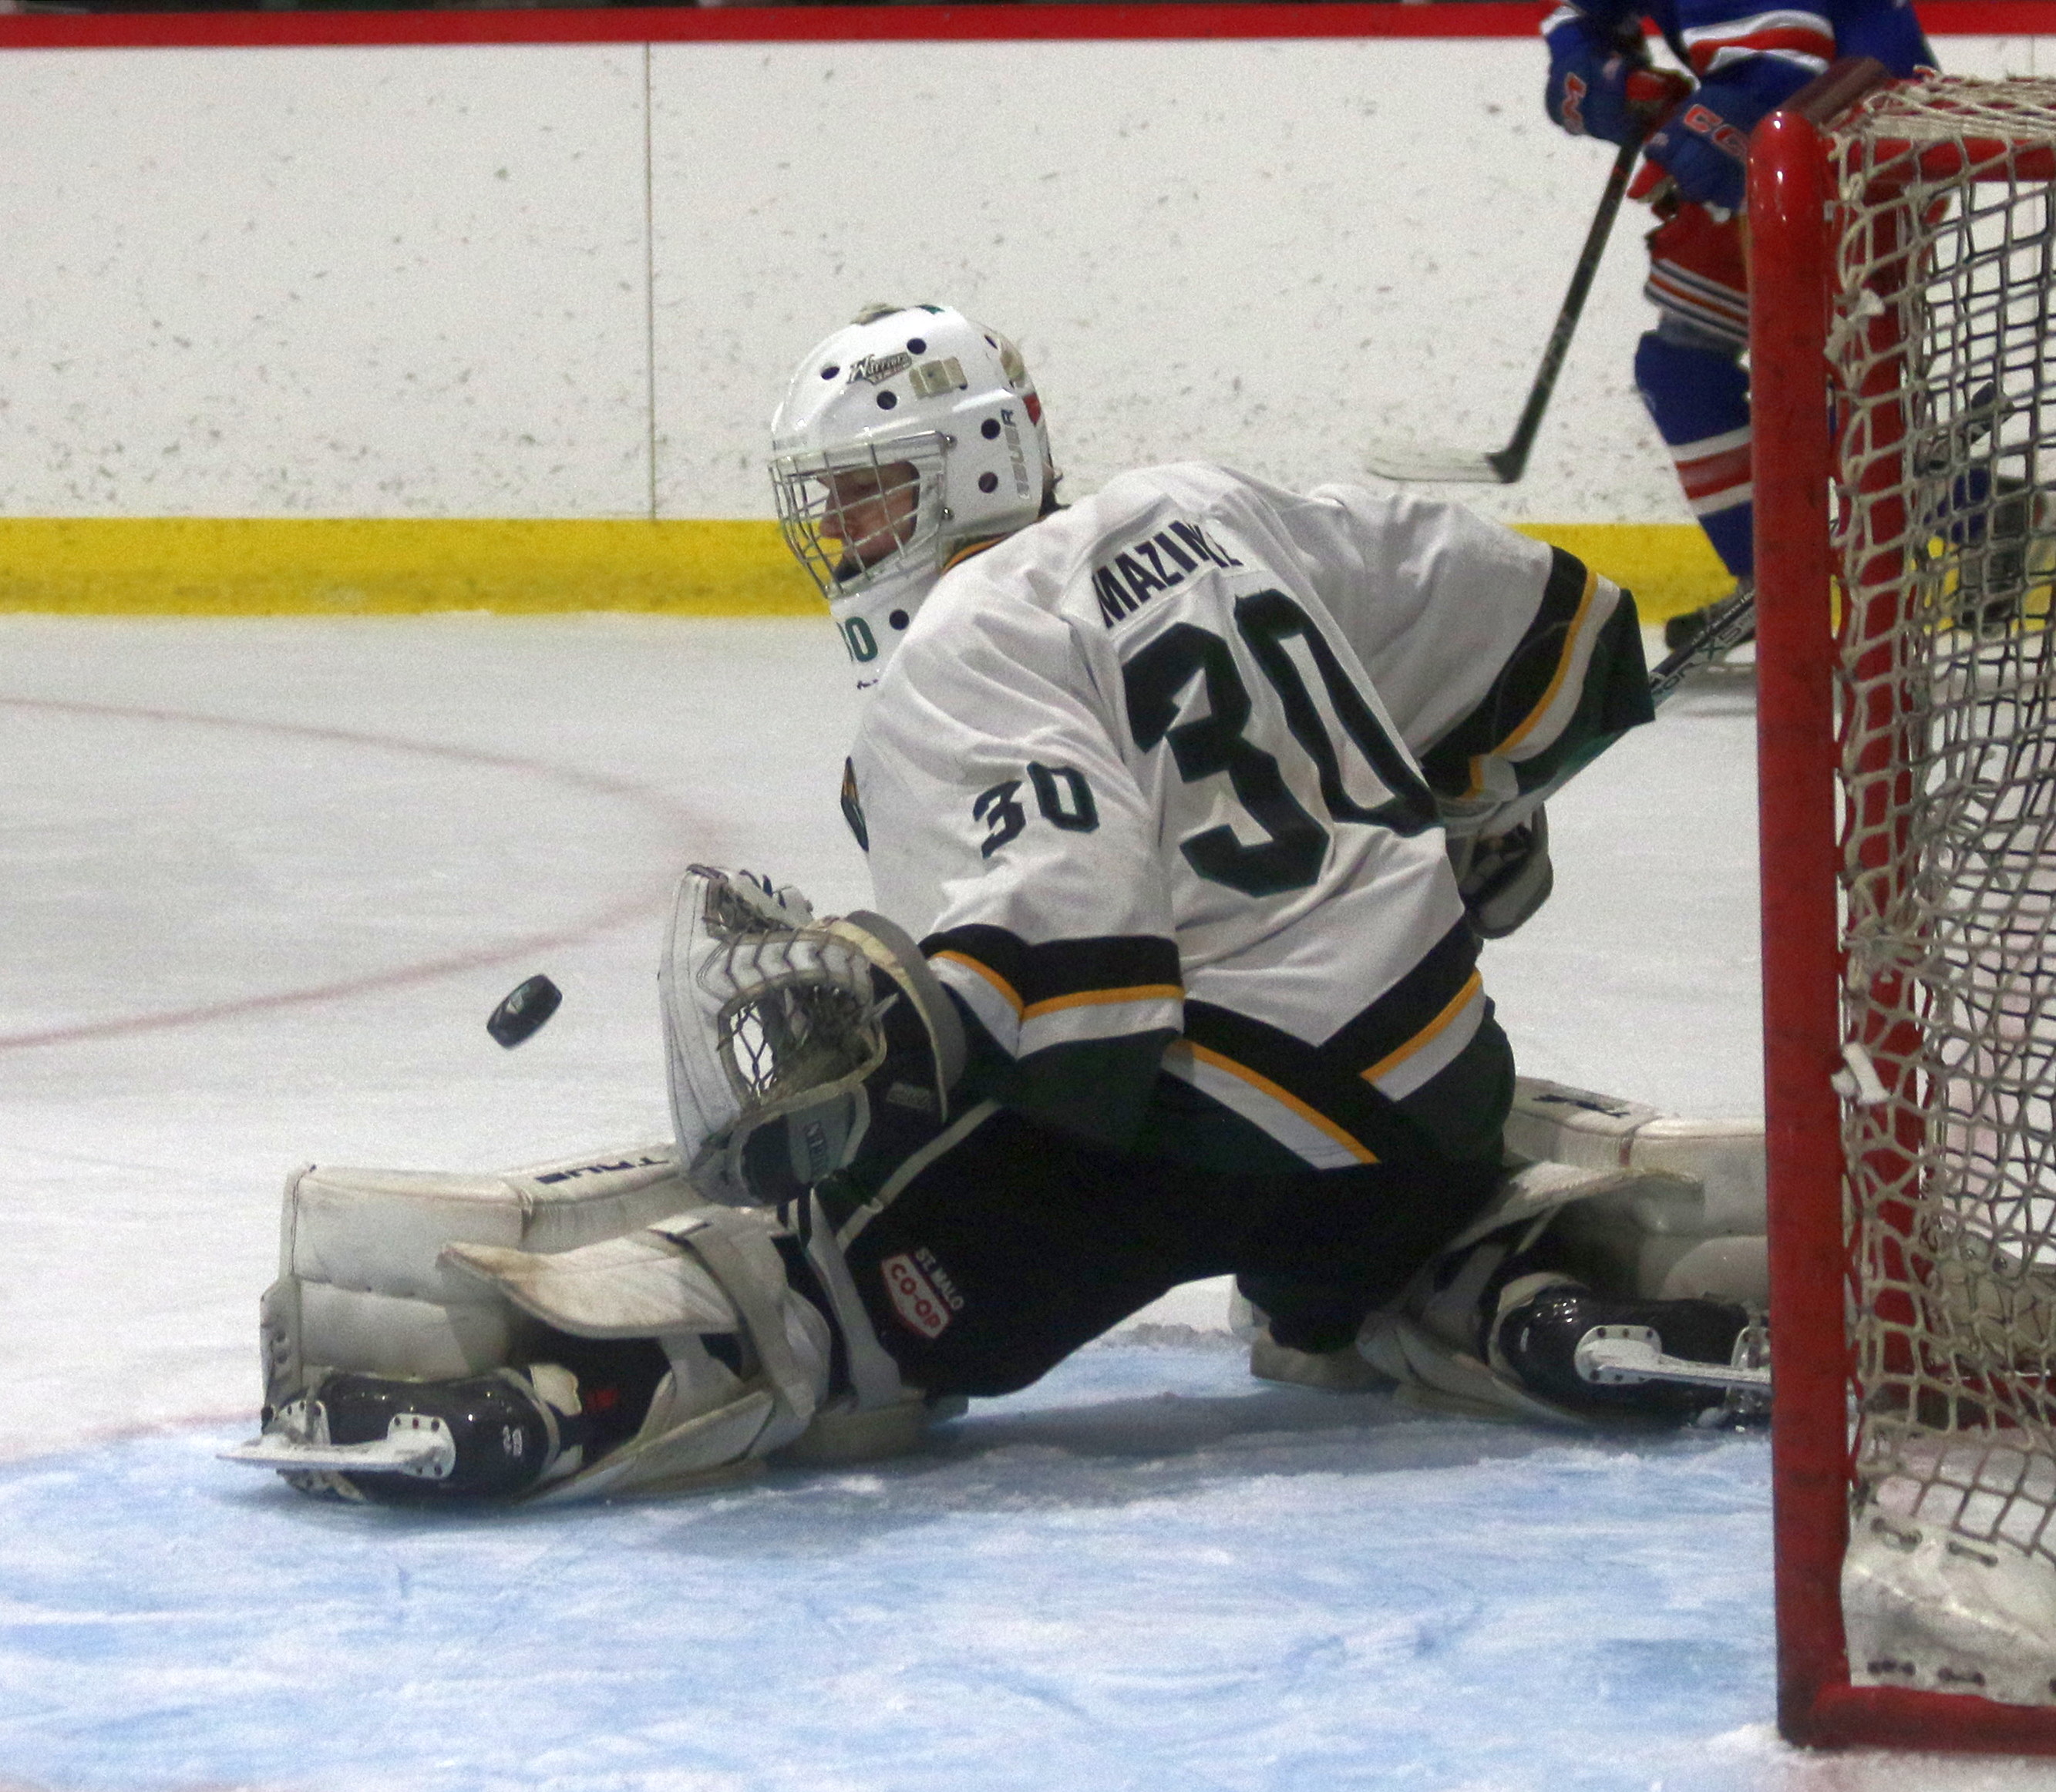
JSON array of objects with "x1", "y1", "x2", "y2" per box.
[
  {"x1": 1647, "y1": 586, "x2": 1758, "y2": 706},
  {"x1": 1487, "y1": 135, "x2": 1644, "y2": 483}
]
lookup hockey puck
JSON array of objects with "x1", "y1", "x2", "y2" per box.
[{"x1": 487, "y1": 974, "x2": 562, "y2": 1048}]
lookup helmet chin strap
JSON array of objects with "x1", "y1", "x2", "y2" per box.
[{"x1": 828, "y1": 561, "x2": 941, "y2": 695}]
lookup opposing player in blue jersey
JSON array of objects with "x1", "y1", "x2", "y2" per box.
[{"x1": 1542, "y1": 0, "x2": 1935, "y2": 649}]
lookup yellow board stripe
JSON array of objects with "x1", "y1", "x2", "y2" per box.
[
  {"x1": 1358, "y1": 968, "x2": 1483, "y2": 1088},
  {"x1": 0, "y1": 518, "x2": 1725, "y2": 619},
  {"x1": 1021, "y1": 983, "x2": 1183, "y2": 1022},
  {"x1": 1183, "y1": 1040, "x2": 1378, "y2": 1165},
  {"x1": 0, "y1": 518, "x2": 817, "y2": 617},
  {"x1": 1509, "y1": 522, "x2": 1728, "y2": 624}
]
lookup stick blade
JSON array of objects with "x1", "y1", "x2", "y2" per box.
[{"x1": 1364, "y1": 444, "x2": 1515, "y2": 485}]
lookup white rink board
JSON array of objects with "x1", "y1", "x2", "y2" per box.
[
  {"x1": 0, "y1": 32, "x2": 2041, "y2": 522},
  {"x1": 0, "y1": 45, "x2": 653, "y2": 518},
  {"x1": 652, "y1": 36, "x2": 1664, "y2": 524}
]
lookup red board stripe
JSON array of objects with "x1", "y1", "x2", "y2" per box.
[
  {"x1": 0, "y1": 3, "x2": 2040, "y2": 59},
  {"x1": 0, "y1": 3, "x2": 1535, "y2": 51}
]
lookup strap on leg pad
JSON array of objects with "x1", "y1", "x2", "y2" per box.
[
  {"x1": 442, "y1": 1195, "x2": 935, "y2": 1484},
  {"x1": 441, "y1": 1202, "x2": 829, "y2": 1474}
]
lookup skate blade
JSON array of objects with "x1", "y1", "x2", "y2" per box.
[
  {"x1": 1575, "y1": 1324, "x2": 1771, "y2": 1394},
  {"x1": 221, "y1": 1425, "x2": 452, "y2": 1478}
]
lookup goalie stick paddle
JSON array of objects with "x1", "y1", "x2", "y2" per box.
[{"x1": 1366, "y1": 134, "x2": 1644, "y2": 486}]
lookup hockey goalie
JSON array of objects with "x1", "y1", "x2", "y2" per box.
[{"x1": 228, "y1": 306, "x2": 1771, "y2": 1505}]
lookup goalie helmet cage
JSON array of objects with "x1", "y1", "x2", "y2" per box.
[{"x1": 1754, "y1": 62, "x2": 2056, "y2": 1751}]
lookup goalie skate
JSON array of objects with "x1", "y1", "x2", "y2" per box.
[
  {"x1": 1257, "y1": 1077, "x2": 1772, "y2": 1427},
  {"x1": 1492, "y1": 1280, "x2": 1764, "y2": 1420},
  {"x1": 224, "y1": 1365, "x2": 579, "y2": 1503},
  {"x1": 1354, "y1": 1248, "x2": 1765, "y2": 1431}
]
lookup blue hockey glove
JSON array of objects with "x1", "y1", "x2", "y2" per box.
[
  {"x1": 1642, "y1": 76, "x2": 1774, "y2": 213},
  {"x1": 1544, "y1": 16, "x2": 1689, "y2": 146}
]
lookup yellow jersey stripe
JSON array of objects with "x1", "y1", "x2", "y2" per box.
[
  {"x1": 1021, "y1": 983, "x2": 1184, "y2": 1021},
  {"x1": 1492, "y1": 563, "x2": 1600, "y2": 758},
  {"x1": 1185, "y1": 1041, "x2": 1379, "y2": 1165},
  {"x1": 1358, "y1": 968, "x2": 1485, "y2": 1087},
  {"x1": 930, "y1": 949, "x2": 1025, "y2": 1017}
]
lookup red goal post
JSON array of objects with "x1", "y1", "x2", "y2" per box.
[{"x1": 1754, "y1": 62, "x2": 2056, "y2": 1753}]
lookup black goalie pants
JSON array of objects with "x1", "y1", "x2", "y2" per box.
[{"x1": 826, "y1": 1107, "x2": 1502, "y2": 1400}]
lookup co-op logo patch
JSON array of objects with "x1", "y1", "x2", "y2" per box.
[{"x1": 881, "y1": 1249, "x2": 964, "y2": 1339}]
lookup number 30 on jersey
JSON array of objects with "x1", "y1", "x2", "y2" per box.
[{"x1": 1123, "y1": 587, "x2": 1435, "y2": 897}]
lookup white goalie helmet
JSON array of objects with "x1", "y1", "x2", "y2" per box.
[{"x1": 769, "y1": 303, "x2": 1055, "y2": 684}]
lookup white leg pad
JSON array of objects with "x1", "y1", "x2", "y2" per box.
[
  {"x1": 1248, "y1": 1075, "x2": 1772, "y2": 1420},
  {"x1": 262, "y1": 1145, "x2": 692, "y2": 1407},
  {"x1": 257, "y1": 1143, "x2": 933, "y2": 1501},
  {"x1": 1505, "y1": 1076, "x2": 1765, "y2": 1236},
  {"x1": 445, "y1": 1202, "x2": 830, "y2": 1457},
  {"x1": 1499, "y1": 1078, "x2": 1768, "y2": 1307}
]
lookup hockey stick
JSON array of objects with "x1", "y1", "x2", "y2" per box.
[
  {"x1": 1367, "y1": 134, "x2": 1644, "y2": 486},
  {"x1": 1452, "y1": 580, "x2": 1753, "y2": 935},
  {"x1": 1646, "y1": 583, "x2": 1756, "y2": 706}
]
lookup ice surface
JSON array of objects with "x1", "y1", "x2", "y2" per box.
[
  {"x1": 7, "y1": 1347, "x2": 1777, "y2": 1792},
  {"x1": 0, "y1": 617, "x2": 2044, "y2": 1789}
]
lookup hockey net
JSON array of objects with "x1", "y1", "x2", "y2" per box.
[{"x1": 1752, "y1": 67, "x2": 2056, "y2": 1750}]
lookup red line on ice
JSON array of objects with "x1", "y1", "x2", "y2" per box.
[{"x1": 0, "y1": 694, "x2": 705, "y2": 1051}]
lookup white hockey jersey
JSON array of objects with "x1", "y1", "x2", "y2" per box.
[{"x1": 846, "y1": 463, "x2": 1649, "y2": 1174}]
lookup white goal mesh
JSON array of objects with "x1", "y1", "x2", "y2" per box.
[{"x1": 1825, "y1": 74, "x2": 2056, "y2": 1702}]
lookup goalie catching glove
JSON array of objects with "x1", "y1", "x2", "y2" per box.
[{"x1": 660, "y1": 866, "x2": 967, "y2": 1208}]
